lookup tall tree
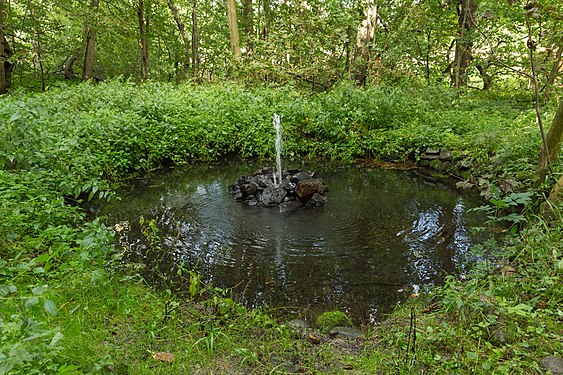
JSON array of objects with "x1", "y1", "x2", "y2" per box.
[
  {"x1": 138, "y1": 0, "x2": 150, "y2": 81},
  {"x1": 536, "y1": 99, "x2": 563, "y2": 187},
  {"x1": 353, "y1": 0, "x2": 377, "y2": 86},
  {"x1": 28, "y1": 4, "x2": 46, "y2": 91},
  {"x1": 226, "y1": 0, "x2": 241, "y2": 60},
  {"x1": 192, "y1": 0, "x2": 200, "y2": 81},
  {"x1": 262, "y1": 0, "x2": 271, "y2": 39},
  {"x1": 451, "y1": 0, "x2": 477, "y2": 88},
  {"x1": 167, "y1": 0, "x2": 190, "y2": 82},
  {"x1": 543, "y1": 45, "x2": 563, "y2": 100},
  {"x1": 83, "y1": 0, "x2": 100, "y2": 81},
  {"x1": 0, "y1": 0, "x2": 6, "y2": 94},
  {"x1": 242, "y1": 0, "x2": 254, "y2": 51}
]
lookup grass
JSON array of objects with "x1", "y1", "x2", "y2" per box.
[{"x1": 1, "y1": 81, "x2": 562, "y2": 374}]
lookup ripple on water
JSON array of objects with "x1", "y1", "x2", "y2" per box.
[{"x1": 101, "y1": 161, "x2": 490, "y2": 322}]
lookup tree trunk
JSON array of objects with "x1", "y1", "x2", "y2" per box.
[
  {"x1": 476, "y1": 62, "x2": 492, "y2": 91},
  {"x1": 0, "y1": 0, "x2": 6, "y2": 94},
  {"x1": 353, "y1": 1, "x2": 377, "y2": 86},
  {"x1": 451, "y1": 0, "x2": 477, "y2": 88},
  {"x1": 226, "y1": 0, "x2": 241, "y2": 60},
  {"x1": 262, "y1": 0, "x2": 270, "y2": 39},
  {"x1": 167, "y1": 0, "x2": 190, "y2": 82},
  {"x1": 64, "y1": 55, "x2": 78, "y2": 79},
  {"x1": 29, "y1": 8, "x2": 45, "y2": 92},
  {"x1": 82, "y1": 0, "x2": 99, "y2": 81},
  {"x1": 242, "y1": 0, "x2": 254, "y2": 52},
  {"x1": 137, "y1": 0, "x2": 150, "y2": 82},
  {"x1": 2, "y1": 36, "x2": 12, "y2": 90},
  {"x1": 536, "y1": 99, "x2": 563, "y2": 186},
  {"x1": 191, "y1": 0, "x2": 200, "y2": 81},
  {"x1": 543, "y1": 45, "x2": 563, "y2": 101},
  {"x1": 542, "y1": 163, "x2": 563, "y2": 219}
]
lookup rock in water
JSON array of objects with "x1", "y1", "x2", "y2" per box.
[
  {"x1": 229, "y1": 167, "x2": 327, "y2": 208},
  {"x1": 296, "y1": 179, "x2": 327, "y2": 201},
  {"x1": 260, "y1": 186, "x2": 286, "y2": 207}
]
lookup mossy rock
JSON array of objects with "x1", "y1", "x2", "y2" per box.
[{"x1": 316, "y1": 311, "x2": 353, "y2": 333}]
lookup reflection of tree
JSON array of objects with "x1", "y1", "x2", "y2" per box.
[{"x1": 401, "y1": 197, "x2": 475, "y2": 286}]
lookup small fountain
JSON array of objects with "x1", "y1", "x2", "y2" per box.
[
  {"x1": 229, "y1": 114, "x2": 327, "y2": 208},
  {"x1": 273, "y1": 114, "x2": 282, "y2": 187}
]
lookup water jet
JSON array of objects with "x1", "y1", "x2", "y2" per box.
[{"x1": 229, "y1": 114, "x2": 327, "y2": 208}]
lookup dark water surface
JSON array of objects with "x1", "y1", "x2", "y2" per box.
[{"x1": 100, "y1": 161, "x2": 488, "y2": 323}]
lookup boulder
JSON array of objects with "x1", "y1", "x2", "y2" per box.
[
  {"x1": 296, "y1": 179, "x2": 326, "y2": 201},
  {"x1": 539, "y1": 356, "x2": 563, "y2": 375},
  {"x1": 260, "y1": 186, "x2": 286, "y2": 207}
]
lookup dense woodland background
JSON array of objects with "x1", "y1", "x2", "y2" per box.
[{"x1": 0, "y1": 0, "x2": 561, "y2": 93}]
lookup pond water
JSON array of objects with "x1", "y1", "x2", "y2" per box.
[{"x1": 99, "y1": 161, "x2": 489, "y2": 323}]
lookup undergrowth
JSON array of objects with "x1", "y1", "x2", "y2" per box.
[{"x1": 1, "y1": 80, "x2": 561, "y2": 373}]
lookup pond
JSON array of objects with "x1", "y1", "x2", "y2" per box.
[{"x1": 99, "y1": 161, "x2": 489, "y2": 323}]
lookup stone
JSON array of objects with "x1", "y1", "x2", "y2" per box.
[
  {"x1": 306, "y1": 192, "x2": 327, "y2": 207},
  {"x1": 260, "y1": 186, "x2": 286, "y2": 207},
  {"x1": 253, "y1": 167, "x2": 273, "y2": 176},
  {"x1": 328, "y1": 326, "x2": 364, "y2": 339},
  {"x1": 456, "y1": 180, "x2": 475, "y2": 190},
  {"x1": 229, "y1": 167, "x2": 327, "y2": 208},
  {"x1": 256, "y1": 175, "x2": 274, "y2": 188},
  {"x1": 490, "y1": 325, "x2": 509, "y2": 345},
  {"x1": 279, "y1": 200, "x2": 302, "y2": 213},
  {"x1": 439, "y1": 149, "x2": 453, "y2": 161},
  {"x1": 539, "y1": 356, "x2": 563, "y2": 375},
  {"x1": 290, "y1": 171, "x2": 313, "y2": 183},
  {"x1": 296, "y1": 178, "x2": 326, "y2": 201},
  {"x1": 286, "y1": 319, "x2": 308, "y2": 331}
]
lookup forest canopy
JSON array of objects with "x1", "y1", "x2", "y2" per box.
[{"x1": 0, "y1": 0, "x2": 561, "y2": 92}]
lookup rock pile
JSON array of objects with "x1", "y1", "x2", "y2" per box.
[{"x1": 228, "y1": 167, "x2": 328, "y2": 208}]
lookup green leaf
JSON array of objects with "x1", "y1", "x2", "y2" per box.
[
  {"x1": 32, "y1": 285, "x2": 48, "y2": 295},
  {"x1": 9, "y1": 112, "x2": 21, "y2": 122},
  {"x1": 0, "y1": 285, "x2": 17, "y2": 296},
  {"x1": 466, "y1": 351, "x2": 478, "y2": 360},
  {"x1": 44, "y1": 299, "x2": 58, "y2": 316},
  {"x1": 25, "y1": 296, "x2": 39, "y2": 308},
  {"x1": 50, "y1": 331, "x2": 64, "y2": 346}
]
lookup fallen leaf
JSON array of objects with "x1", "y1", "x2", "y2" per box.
[
  {"x1": 152, "y1": 352, "x2": 174, "y2": 363},
  {"x1": 307, "y1": 332, "x2": 321, "y2": 345},
  {"x1": 478, "y1": 294, "x2": 496, "y2": 304},
  {"x1": 501, "y1": 266, "x2": 517, "y2": 277},
  {"x1": 423, "y1": 301, "x2": 439, "y2": 314}
]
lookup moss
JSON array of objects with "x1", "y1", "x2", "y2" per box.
[{"x1": 316, "y1": 311, "x2": 353, "y2": 333}]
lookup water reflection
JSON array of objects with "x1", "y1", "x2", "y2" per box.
[{"x1": 101, "y1": 161, "x2": 488, "y2": 322}]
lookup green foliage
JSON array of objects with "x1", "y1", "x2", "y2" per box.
[
  {"x1": 0, "y1": 284, "x2": 65, "y2": 375},
  {"x1": 470, "y1": 191, "x2": 535, "y2": 233}
]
